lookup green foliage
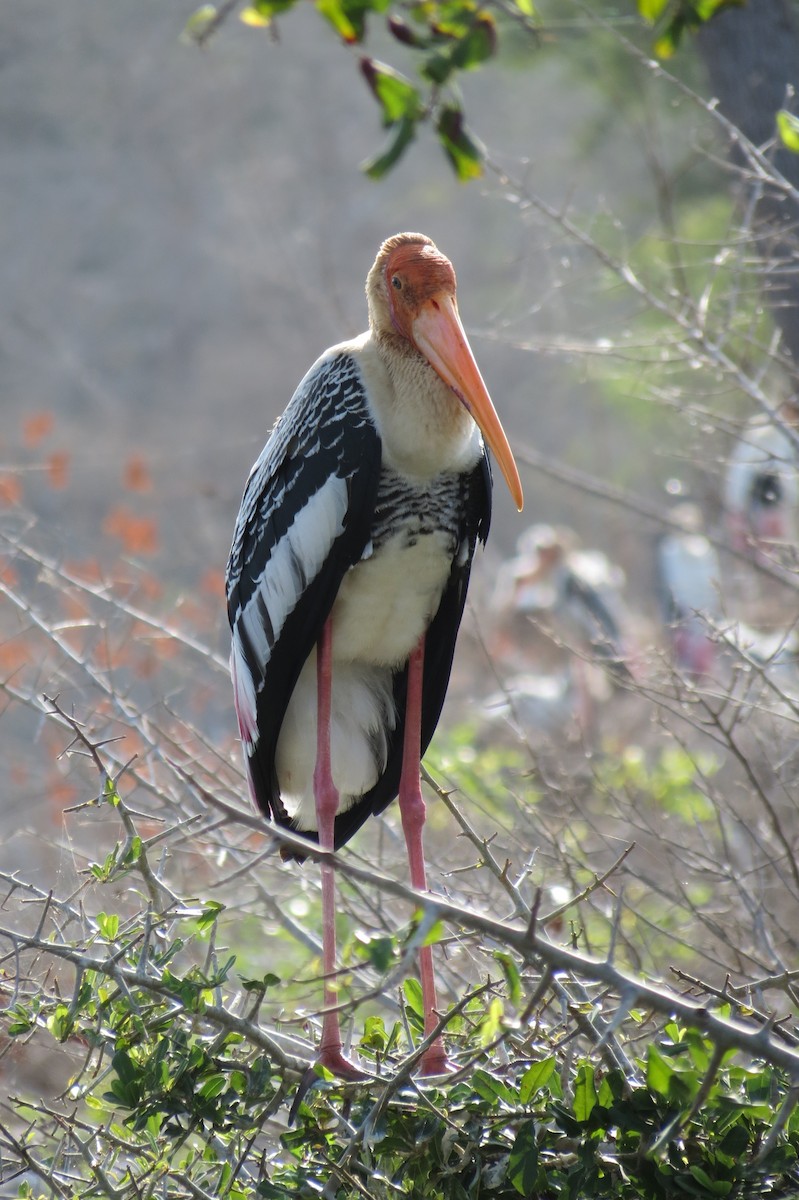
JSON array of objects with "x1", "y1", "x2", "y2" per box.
[
  {"x1": 186, "y1": 0, "x2": 527, "y2": 178},
  {"x1": 239, "y1": 0, "x2": 297, "y2": 28},
  {"x1": 185, "y1": 0, "x2": 745, "y2": 178},
  {"x1": 4, "y1": 740, "x2": 799, "y2": 1200},
  {"x1": 777, "y1": 109, "x2": 799, "y2": 154},
  {"x1": 599, "y1": 743, "x2": 719, "y2": 825},
  {"x1": 436, "y1": 103, "x2": 485, "y2": 181},
  {"x1": 317, "y1": 0, "x2": 390, "y2": 44},
  {"x1": 426, "y1": 721, "x2": 536, "y2": 813},
  {"x1": 360, "y1": 58, "x2": 425, "y2": 178},
  {"x1": 31, "y1": 984, "x2": 799, "y2": 1199},
  {"x1": 636, "y1": 0, "x2": 744, "y2": 58}
]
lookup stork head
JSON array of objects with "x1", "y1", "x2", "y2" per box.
[{"x1": 367, "y1": 232, "x2": 524, "y2": 512}]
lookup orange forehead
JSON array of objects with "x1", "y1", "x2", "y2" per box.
[{"x1": 385, "y1": 240, "x2": 457, "y2": 298}]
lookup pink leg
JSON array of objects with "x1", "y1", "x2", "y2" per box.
[
  {"x1": 398, "y1": 638, "x2": 449, "y2": 1076},
  {"x1": 313, "y1": 618, "x2": 364, "y2": 1079}
]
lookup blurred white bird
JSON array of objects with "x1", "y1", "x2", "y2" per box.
[
  {"x1": 485, "y1": 525, "x2": 636, "y2": 738},
  {"x1": 491, "y1": 524, "x2": 634, "y2": 680},
  {"x1": 723, "y1": 406, "x2": 799, "y2": 563},
  {"x1": 655, "y1": 503, "x2": 721, "y2": 681}
]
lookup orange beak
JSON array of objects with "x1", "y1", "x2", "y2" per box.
[{"x1": 411, "y1": 293, "x2": 524, "y2": 512}]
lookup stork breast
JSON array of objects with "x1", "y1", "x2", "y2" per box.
[{"x1": 332, "y1": 527, "x2": 456, "y2": 667}]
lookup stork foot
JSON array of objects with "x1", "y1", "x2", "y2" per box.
[{"x1": 317, "y1": 1046, "x2": 370, "y2": 1081}]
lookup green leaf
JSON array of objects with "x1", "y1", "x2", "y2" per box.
[
  {"x1": 195, "y1": 901, "x2": 225, "y2": 932},
  {"x1": 647, "y1": 1044, "x2": 675, "y2": 1096},
  {"x1": 519, "y1": 1056, "x2": 556, "y2": 1103},
  {"x1": 652, "y1": 31, "x2": 678, "y2": 58},
  {"x1": 317, "y1": 0, "x2": 386, "y2": 44},
  {"x1": 102, "y1": 777, "x2": 121, "y2": 806},
  {"x1": 403, "y1": 976, "x2": 423, "y2": 1019},
  {"x1": 97, "y1": 912, "x2": 119, "y2": 941},
  {"x1": 508, "y1": 1122, "x2": 538, "y2": 1195},
  {"x1": 316, "y1": 0, "x2": 358, "y2": 41},
  {"x1": 451, "y1": 13, "x2": 496, "y2": 69},
  {"x1": 697, "y1": 0, "x2": 741, "y2": 18},
  {"x1": 573, "y1": 1062, "x2": 597, "y2": 1122},
  {"x1": 664, "y1": 1021, "x2": 685, "y2": 1045},
  {"x1": 258, "y1": 1182, "x2": 297, "y2": 1199},
  {"x1": 471, "y1": 1069, "x2": 516, "y2": 1105},
  {"x1": 121, "y1": 836, "x2": 142, "y2": 866},
  {"x1": 359, "y1": 1015, "x2": 388, "y2": 1051},
  {"x1": 436, "y1": 105, "x2": 484, "y2": 181},
  {"x1": 240, "y1": 972, "x2": 281, "y2": 992},
  {"x1": 493, "y1": 950, "x2": 522, "y2": 1006},
  {"x1": 718, "y1": 1123, "x2": 750, "y2": 1159},
  {"x1": 241, "y1": 0, "x2": 297, "y2": 23},
  {"x1": 46, "y1": 1004, "x2": 73, "y2": 1042},
  {"x1": 360, "y1": 59, "x2": 423, "y2": 126},
  {"x1": 422, "y1": 50, "x2": 455, "y2": 86},
  {"x1": 354, "y1": 930, "x2": 395, "y2": 971},
  {"x1": 597, "y1": 1073, "x2": 619, "y2": 1108},
  {"x1": 478, "y1": 996, "x2": 505, "y2": 1046},
  {"x1": 638, "y1": 0, "x2": 670, "y2": 21},
  {"x1": 368, "y1": 936, "x2": 394, "y2": 970},
  {"x1": 183, "y1": 5, "x2": 217, "y2": 40},
  {"x1": 108, "y1": 1049, "x2": 142, "y2": 1108},
  {"x1": 240, "y1": 6, "x2": 270, "y2": 25},
  {"x1": 777, "y1": 110, "x2": 799, "y2": 153},
  {"x1": 421, "y1": 12, "x2": 497, "y2": 88},
  {"x1": 7, "y1": 1006, "x2": 34, "y2": 1036},
  {"x1": 689, "y1": 1165, "x2": 732, "y2": 1195},
  {"x1": 199, "y1": 1073, "x2": 226, "y2": 1100},
  {"x1": 362, "y1": 115, "x2": 417, "y2": 179},
  {"x1": 420, "y1": 918, "x2": 446, "y2": 947},
  {"x1": 112, "y1": 1048, "x2": 138, "y2": 1084},
  {"x1": 7, "y1": 1019, "x2": 33, "y2": 1036}
]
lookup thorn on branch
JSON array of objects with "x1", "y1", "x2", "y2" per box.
[{"x1": 524, "y1": 888, "x2": 541, "y2": 950}]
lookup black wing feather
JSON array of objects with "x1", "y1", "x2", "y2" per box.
[{"x1": 226, "y1": 350, "x2": 382, "y2": 823}]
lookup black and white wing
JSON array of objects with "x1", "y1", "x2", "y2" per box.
[{"x1": 226, "y1": 350, "x2": 382, "y2": 825}]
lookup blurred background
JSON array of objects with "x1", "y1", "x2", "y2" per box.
[{"x1": 2, "y1": 0, "x2": 715, "y2": 579}]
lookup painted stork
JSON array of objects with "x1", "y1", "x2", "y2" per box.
[
  {"x1": 655, "y1": 503, "x2": 721, "y2": 681},
  {"x1": 226, "y1": 233, "x2": 523, "y2": 1079},
  {"x1": 723, "y1": 406, "x2": 799, "y2": 562},
  {"x1": 492, "y1": 525, "x2": 633, "y2": 674},
  {"x1": 489, "y1": 525, "x2": 634, "y2": 737}
]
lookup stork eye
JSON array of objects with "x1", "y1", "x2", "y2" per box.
[{"x1": 391, "y1": 275, "x2": 403, "y2": 290}]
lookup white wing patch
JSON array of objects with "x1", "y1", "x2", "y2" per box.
[
  {"x1": 238, "y1": 474, "x2": 349, "y2": 671},
  {"x1": 230, "y1": 628, "x2": 259, "y2": 754}
]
